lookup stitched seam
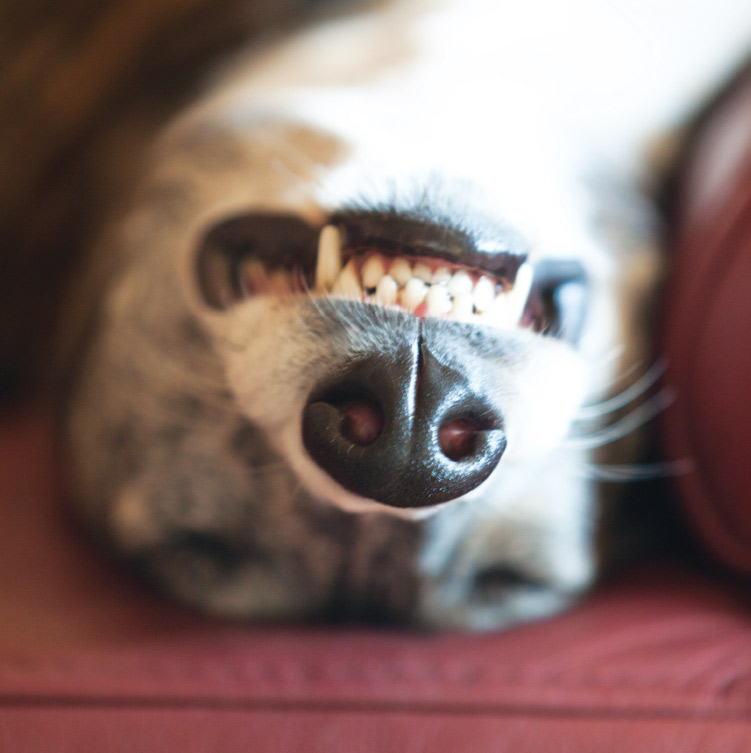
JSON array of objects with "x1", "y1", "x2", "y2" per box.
[{"x1": 1, "y1": 659, "x2": 749, "y2": 694}]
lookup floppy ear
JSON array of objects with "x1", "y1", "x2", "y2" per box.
[
  {"x1": 195, "y1": 213, "x2": 319, "y2": 310},
  {"x1": 522, "y1": 259, "x2": 588, "y2": 343}
]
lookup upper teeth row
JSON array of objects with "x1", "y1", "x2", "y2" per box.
[{"x1": 316, "y1": 225, "x2": 533, "y2": 328}]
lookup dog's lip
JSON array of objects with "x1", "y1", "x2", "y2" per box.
[
  {"x1": 331, "y1": 210, "x2": 529, "y2": 283},
  {"x1": 197, "y1": 210, "x2": 530, "y2": 313},
  {"x1": 215, "y1": 209, "x2": 534, "y2": 327},
  {"x1": 239, "y1": 220, "x2": 534, "y2": 328}
]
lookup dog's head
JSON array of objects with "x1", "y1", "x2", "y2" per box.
[{"x1": 63, "y1": 58, "x2": 655, "y2": 628}]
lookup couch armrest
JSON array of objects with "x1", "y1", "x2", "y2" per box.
[{"x1": 662, "y1": 67, "x2": 751, "y2": 577}]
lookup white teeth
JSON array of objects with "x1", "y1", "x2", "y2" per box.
[
  {"x1": 451, "y1": 291, "x2": 475, "y2": 321},
  {"x1": 425, "y1": 284, "x2": 452, "y2": 316},
  {"x1": 390, "y1": 258, "x2": 413, "y2": 286},
  {"x1": 508, "y1": 262, "x2": 533, "y2": 324},
  {"x1": 480, "y1": 292, "x2": 509, "y2": 327},
  {"x1": 447, "y1": 270, "x2": 473, "y2": 297},
  {"x1": 310, "y1": 235, "x2": 529, "y2": 330},
  {"x1": 361, "y1": 254, "x2": 386, "y2": 289},
  {"x1": 400, "y1": 277, "x2": 428, "y2": 311},
  {"x1": 373, "y1": 274, "x2": 398, "y2": 305},
  {"x1": 413, "y1": 262, "x2": 433, "y2": 283},
  {"x1": 473, "y1": 275, "x2": 496, "y2": 312},
  {"x1": 315, "y1": 225, "x2": 342, "y2": 292},
  {"x1": 332, "y1": 259, "x2": 362, "y2": 298},
  {"x1": 432, "y1": 267, "x2": 451, "y2": 284}
]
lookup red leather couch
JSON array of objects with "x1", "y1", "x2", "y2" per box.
[{"x1": 2, "y1": 73, "x2": 751, "y2": 753}]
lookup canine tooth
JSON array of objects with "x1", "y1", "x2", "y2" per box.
[
  {"x1": 332, "y1": 260, "x2": 363, "y2": 298},
  {"x1": 425, "y1": 284, "x2": 452, "y2": 316},
  {"x1": 400, "y1": 277, "x2": 427, "y2": 311},
  {"x1": 508, "y1": 262, "x2": 534, "y2": 324},
  {"x1": 390, "y1": 258, "x2": 413, "y2": 286},
  {"x1": 473, "y1": 275, "x2": 496, "y2": 312},
  {"x1": 432, "y1": 267, "x2": 451, "y2": 284},
  {"x1": 451, "y1": 292, "x2": 475, "y2": 321},
  {"x1": 374, "y1": 274, "x2": 398, "y2": 304},
  {"x1": 361, "y1": 254, "x2": 386, "y2": 289},
  {"x1": 315, "y1": 225, "x2": 342, "y2": 291},
  {"x1": 413, "y1": 262, "x2": 433, "y2": 283},
  {"x1": 447, "y1": 270, "x2": 473, "y2": 297}
]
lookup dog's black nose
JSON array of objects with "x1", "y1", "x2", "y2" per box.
[{"x1": 302, "y1": 342, "x2": 506, "y2": 508}]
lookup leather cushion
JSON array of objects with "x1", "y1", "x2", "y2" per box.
[
  {"x1": 662, "y1": 69, "x2": 751, "y2": 576},
  {"x1": 1, "y1": 412, "x2": 751, "y2": 750}
]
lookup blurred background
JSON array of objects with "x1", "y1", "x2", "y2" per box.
[{"x1": 0, "y1": 0, "x2": 345, "y2": 403}]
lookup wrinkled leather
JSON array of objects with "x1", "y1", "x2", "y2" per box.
[{"x1": 662, "y1": 68, "x2": 751, "y2": 578}]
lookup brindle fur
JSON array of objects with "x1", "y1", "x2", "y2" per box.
[{"x1": 8, "y1": 0, "x2": 751, "y2": 629}]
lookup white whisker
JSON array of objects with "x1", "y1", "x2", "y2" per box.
[
  {"x1": 574, "y1": 457, "x2": 694, "y2": 482},
  {"x1": 575, "y1": 359, "x2": 667, "y2": 420},
  {"x1": 567, "y1": 385, "x2": 676, "y2": 450}
]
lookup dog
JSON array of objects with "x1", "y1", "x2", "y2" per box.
[{"x1": 56, "y1": 0, "x2": 751, "y2": 630}]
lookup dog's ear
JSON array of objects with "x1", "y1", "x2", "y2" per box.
[
  {"x1": 195, "y1": 213, "x2": 319, "y2": 310},
  {"x1": 522, "y1": 259, "x2": 588, "y2": 343}
]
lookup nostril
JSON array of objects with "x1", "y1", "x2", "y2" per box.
[
  {"x1": 338, "y1": 398, "x2": 384, "y2": 446},
  {"x1": 438, "y1": 418, "x2": 486, "y2": 461},
  {"x1": 302, "y1": 350, "x2": 506, "y2": 508}
]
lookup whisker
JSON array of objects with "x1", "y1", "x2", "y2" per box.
[
  {"x1": 574, "y1": 457, "x2": 694, "y2": 482},
  {"x1": 567, "y1": 385, "x2": 676, "y2": 450},
  {"x1": 590, "y1": 345, "x2": 626, "y2": 374},
  {"x1": 575, "y1": 358, "x2": 667, "y2": 420}
]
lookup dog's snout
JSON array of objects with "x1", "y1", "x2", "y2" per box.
[{"x1": 302, "y1": 343, "x2": 506, "y2": 508}]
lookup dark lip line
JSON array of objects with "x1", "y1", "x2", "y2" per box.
[
  {"x1": 196, "y1": 210, "x2": 531, "y2": 309},
  {"x1": 329, "y1": 209, "x2": 529, "y2": 285}
]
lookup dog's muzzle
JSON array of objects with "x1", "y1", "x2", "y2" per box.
[{"x1": 302, "y1": 336, "x2": 506, "y2": 509}]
